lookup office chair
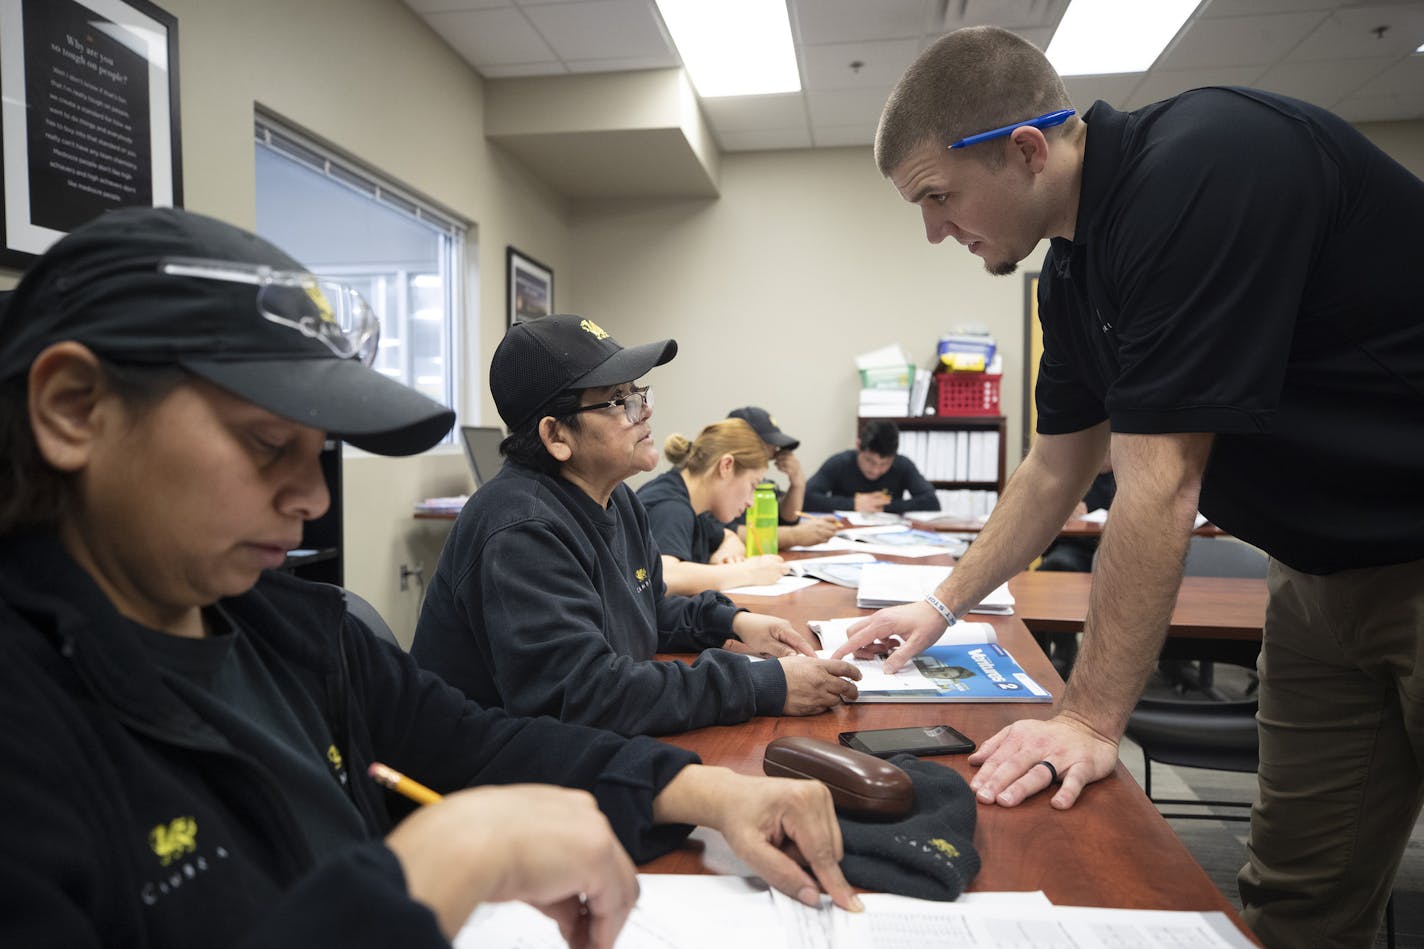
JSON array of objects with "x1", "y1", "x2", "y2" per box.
[
  {"x1": 1161, "y1": 536, "x2": 1269, "y2": 698},
  {"x1": 330, "y1": 585, "x2": 401, "y2": 648},
  {"x1": 1123, "y1": 535, "x2": 1267, "y2": 813}
]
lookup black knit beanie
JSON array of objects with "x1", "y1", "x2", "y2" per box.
[{"x1": 837, "y1": 756, "x2": 980, "y2": 901}]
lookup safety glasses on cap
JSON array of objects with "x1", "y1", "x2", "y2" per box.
[
  {"x1": 570, "y1": 384, "x2": 652, "y2": 424},
  {"x1": 159, "y1": 257, "x2": 381, "y2": 365}
]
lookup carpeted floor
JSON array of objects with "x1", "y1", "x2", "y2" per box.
[{"x1": 1119, "y1": 664, "x2": 1424, "y2": 949}]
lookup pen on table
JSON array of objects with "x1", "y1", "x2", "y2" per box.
[{"x1": 369, "y1": 761, "x2": 443, "y2": 806}]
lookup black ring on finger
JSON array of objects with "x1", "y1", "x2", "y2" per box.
[{"x1": 1036, "y1": 760, "x2": 1060, "y2": 784}]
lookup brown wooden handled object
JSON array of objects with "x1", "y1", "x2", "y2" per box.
[{"x1": 762, "y1": 736, "x2": 914, "y2": 818}]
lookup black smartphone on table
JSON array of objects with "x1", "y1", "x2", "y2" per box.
[{"x1": 838, "y1": 724, "x2": 976, "y2": 758}]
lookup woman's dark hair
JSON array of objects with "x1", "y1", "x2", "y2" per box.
[
  {"x1": 0, "y1": 360, "x2": 187, "y2": 536},
  {"x1": 498, "y1": 388, "x2": 586, "y2": 476},
  {"x1": 858, "y1": 419, "x2": 900, "y2": 457}
]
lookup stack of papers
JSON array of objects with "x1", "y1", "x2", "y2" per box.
[
  {"x1": 413, "y1": 495, "x2": 467, "y2": 514},
  {"x1": 811, "y1": 618, "x2": 1049, "y2": 703},
  {"x1": 854, "y1": 563, "x2": 1013, "y2": 613},
  {"x1": 856, "y1": 343, "x2": 915, "y2": 418},
  {"x1": 786, "y1": 553, "x2": 878, "y2": 588},
  {"x1": 835, "y1": 511, "x2": 907, "y2": 526},
  {"x1": 456, "y1": 874, "x2": 1254, "y2": 948},
  {"x1": 793, "y1": 524, "x2": 968, "y2": 560}
]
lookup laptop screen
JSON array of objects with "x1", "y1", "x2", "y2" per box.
[{"x1": 460, "y1": 426, "x2": 506, "y2": 488}]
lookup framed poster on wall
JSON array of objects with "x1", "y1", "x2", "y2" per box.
[
  {"x1": 0, "y1": 0, "x2": 182, "y2": 268},
  {"x1": 506, "y1": 245, "x2": 553, "y2": 328}
]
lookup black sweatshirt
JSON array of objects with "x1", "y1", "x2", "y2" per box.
[
  {"x1": 802, "y1": 450, "x2": 940, "y2": 514},
  {"x1": 0, "y1": 531, "x2": 697, "y2": 949},
  {"x1": 412, "y1": 462, "x2": 787, "y2": 736}
]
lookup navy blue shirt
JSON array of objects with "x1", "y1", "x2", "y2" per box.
[
  {"x1": 635, "y1": 468, "x2": 726, "y2": 563},
  {"x1": 803, "y1": 450, "x2": 940, "y2": 514},
  {"x1": 1036, "y1": 89, "x2": 1424, "y2": 574}
]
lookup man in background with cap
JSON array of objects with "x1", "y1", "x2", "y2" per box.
[
  {"x1": 0, "y1": 208, "x2": 860, "y2": 948},
  {"x1": 710, "y1": 406, "x2": 839, "y2": 552},
  {"x1": 413, "y1": 316, "x2": 860, "y2": 737}
]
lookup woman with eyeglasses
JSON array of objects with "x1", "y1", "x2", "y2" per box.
[
  {"x1": 635, "y1": 419, "x2": 791, "y2": 595},
  {"x1": 0, "y1": 212, "x2": 863, "y2": 948},
  {"x1": 411, "y1": 314, "x2": 859, "y2": 737}
]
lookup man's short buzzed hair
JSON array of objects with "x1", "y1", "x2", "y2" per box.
[
  {"x1": 875, "y1": 25, "x2": 1074, "y2": 176},
  {"x1": 858, "y1": 420, "x2": 900, "y2": 457}
]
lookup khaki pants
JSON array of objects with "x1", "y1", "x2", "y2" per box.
[{"x1": 1240, "y1": 556, "x2": 1424, "y2": 949}]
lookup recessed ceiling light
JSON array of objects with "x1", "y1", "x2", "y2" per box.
[
  {"x1": 1046, "y1": 0, "x2": 1202, "y2": 76},
  {"x1": 654, "y1": 0, "x2": 800, "y2": 97}
]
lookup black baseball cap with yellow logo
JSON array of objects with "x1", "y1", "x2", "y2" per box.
[{"x1": 491, "y1": 314, "x2": 677, "y2": 430}]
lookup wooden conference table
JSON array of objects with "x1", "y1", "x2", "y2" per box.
[
  {"x1": 645, "y1": 557, "x2": 1254, "y2": 939},
  {"x1": 1009, "y1": 571, "x2": 1268, "y2": 642},
  {"x1": 909, "y1": 513, "x2": 1226, "y2": 539}
]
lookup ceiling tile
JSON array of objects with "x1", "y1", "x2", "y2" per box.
[
  {"x1": 800, "y1": 38, "x2": 922, "y2": 91},
  {"x1": 1355, "y1": 50, "x2": 1424, "y2": 94},
  {"x1": 943, "y1": 0, "x2": 1069, "y2": 32},
  {"x1": 806, "y1": 87, "x2": 896, "y2": 127},
  {"x1": 790, "y1": 0, "x2": 930, "y2": 45},
  {"x1": 405, "y1": 0, "x2": 511, "y2": 12},
  {"x1": 1287, "y1": 4, "x2": 1424, "y2": 60},
  {"x1": 407, "y1": 0, "x2": 1424, "y2": 186},
  {"x1": 1061, "y1": 74, "x2": 1147, "y2": 111},
  {"x1": 718, "y1": 127, "x2": 815, "y2": 151},
  {"x1": 1203, "y1": 0, "x2": 1351, "y2": 15},
  {"x1": 1157, "y1": 11, "x2": 1328, "y2": 70},
  {"x1": 701, "y1": 93, "x2": 807, "y2": 132},
  {"x1": 522, "y1": 0, "x2": 673, "y2": 61},
  {"x1": 480, "y1": 61, "x2": 570, "y2": 77},
  {"x1": 1332, "y1": 90, "x2": 1424, "y2": 121},
  {"x1": 811, "y1": 124, "x2": 877, "y2": 148},
  {"x1": 1255, "y1": 56, "x2": 1395, "y2": 107},
  {"x1": 425, "y1": 8, "x2": 557, "y2": 65},
  {"x1": 1126, "y1": 66, "x2": 1266, "y2": 109},
  {"x1": 564, "y1": 53, "x2": 680, "y2": 72}
]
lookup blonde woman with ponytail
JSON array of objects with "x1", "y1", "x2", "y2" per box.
[{"x1": 637, "y1": 419, "x2": 790, "y2": 595}]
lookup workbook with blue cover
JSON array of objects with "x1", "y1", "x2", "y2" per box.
[{"x1": 810, "y1": 618, "x2": 1051, "y2": 703}]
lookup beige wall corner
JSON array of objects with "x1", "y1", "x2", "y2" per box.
[{"x1": 487, "y1": 70, "x2": 720, "y2": 199}]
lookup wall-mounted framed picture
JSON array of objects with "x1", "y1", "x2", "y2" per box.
[
  {"x1": 0, "y1": 0, "x2": 182, "y2": 269},
  {"x1": 507, "y1": 245, "x2": 553, "y2": 328}
]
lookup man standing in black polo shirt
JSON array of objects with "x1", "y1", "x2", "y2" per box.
[{"x1": 835, "y1": 25, "x2": 1424, "y2": 949}]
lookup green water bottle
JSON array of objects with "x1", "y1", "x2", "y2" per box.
[{"x1": 746, "y1": 481, "x2": 779, "y2": 557}]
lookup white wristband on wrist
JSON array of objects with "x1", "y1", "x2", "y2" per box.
[{"x1": 924, "y1": 594, "x2": 957, "y2": 627}]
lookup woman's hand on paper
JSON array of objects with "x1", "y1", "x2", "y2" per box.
[
  {"x1": 386, "y1": 784, "x2": 637, "y2": 946},
  {"x1": 966, "y1": 713, "x2": 1120, "y2": 810},
  {"x1": 730, "y1": 612, "x2": 816, "y2": 657},
  {"x1": 653, "y1": 765, "x2": 863, "y2": 913},
  {"x1": 736, "y1": 554, "x2": 790, "y2": 587},
  {"x1": 778, "y1": 656, "x2": 862, "y2": 714}
]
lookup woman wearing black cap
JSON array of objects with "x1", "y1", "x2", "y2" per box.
[
  {"x1": 412, "y1": 314, "x2": 861, "y2": 737},
  {"x1": 0, "y1": 209, "x2": 860, "y2": 948}
]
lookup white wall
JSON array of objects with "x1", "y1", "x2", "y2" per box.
[{"x1": 570, "y1": 146, "x2": 1037, "y2": 490}]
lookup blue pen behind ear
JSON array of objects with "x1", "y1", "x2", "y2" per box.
[{"x1": 949, "y1": 109, "x2": 1076, "y2": 149}]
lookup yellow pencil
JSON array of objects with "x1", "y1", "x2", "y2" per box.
[{"x1": 369, "y1": 761, "x2": 443, "y2": 806}]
